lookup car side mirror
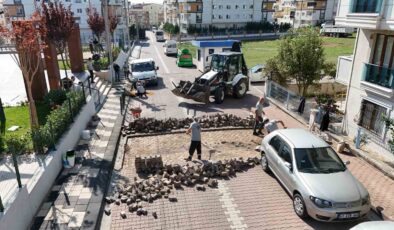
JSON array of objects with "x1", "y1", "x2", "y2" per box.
[
  {"x1": 156, "y1": 66, "x2": 159, "y2": 70},
  {"x1": 345, "y1": 160, "x2": 350, "y2": 165},
  {"x1": 284, "y1": 162, "x2": 293, "y2": 172}
]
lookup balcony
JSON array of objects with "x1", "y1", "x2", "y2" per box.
[
  {"x1": 335, "y1": 0, "x2": 383, "y2": 29},
  {"x1": 361, "y1": 63, "x2": 394, "y2": 98}
]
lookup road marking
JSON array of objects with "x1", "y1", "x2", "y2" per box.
[
  {"x1": 149, "y1": 32, "x2": 170, "y2": 74},
  {"x1": 218, "y1": 181, "x2": 247, "y2": 230}
]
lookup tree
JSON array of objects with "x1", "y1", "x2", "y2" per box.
[
  {"x1": 40, "y1": 1, "x2": 75, "y2": 79},
  {"x1": 267, "y1": 28, "x2": 326, "y2": 96},
  {"x1": 0, "y1": 17, "x2": 46, "y2": 128},
  {"x1": 87, "y1": 7, "x2": 105, "y2": 42}
]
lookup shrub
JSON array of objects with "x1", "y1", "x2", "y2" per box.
[
  {"x1": 5, "y1": 133, "x2": 29, "y2": 155},
  {"x1": 45, "y1": 89, "x2": 67, "y2": 106},
  {"x1": 0, "y1": 134, "x2": 4, "y2": 153}
]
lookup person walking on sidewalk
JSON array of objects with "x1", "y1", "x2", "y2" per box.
[
  {"x1": 253, "y1": 97, "x2": 266, "y2": 136},
  {"x1": 87, "y1": 58, "x2": 95, "y2": 83},
  {"x1": 185, "y1": 117, "x2": 202, "y2": 161},
  {"x1": 113, "y1": 63, "x2": 120, "y2": 82}
]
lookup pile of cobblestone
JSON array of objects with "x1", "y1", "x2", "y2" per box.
[
  {"x1": 105, "y1": 157, "x2": 260, "y2": 218},
  {"x1": 123, "y1": 113, "x2": 254, "y2": 134}
]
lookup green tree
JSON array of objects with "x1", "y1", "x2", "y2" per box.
[{"x1": 267, "y1": 28, "x2": 326, "y2": 96}]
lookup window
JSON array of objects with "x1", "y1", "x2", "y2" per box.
[
  {"x1": 250, "y1": 14, "x2": 253, "y2": 19},
  {"x1": 209, "y1": 49, "x2": 214, "y2": 55},
  {"x1": 358, "y1": 100, "x2": 387, "y2": 135},
  {"x1": 213, "y1": 5, "x2": 217, "y2": 9},
  {"x1": 279, "y1": 143, "x2": 292, "y2": 163},
  {"x1": 218, "y1": 15, "x2": 222, "y2": 19},
  {"x1": 219, "y1": 5, "x2": 223, "y2": 9},
  {"x1": 198, "y1": 49, "x2": 201, "y2": 61},
  {"x1": 235, "y1": 5, "x2": 239, "y2": 9},
  {"x1": 226, "y1": 15, "x2": 230, "y2": 19},
  {"x1": 75, "y1": 0, "x2": 81, "y2": 3},
  {"x1": 250, "y1": 5, "x2": 254, "y2": 9},
  {"x1": 269, "y1": 136, "x2": 282, "y2": 153},
  {"x1": 77, "y1": 9, "x2": 82, "y2": 13},
  {"x1": 243, "y1": 5, "x2": 246, "y2": 9},
  {"x1": 307, "y1": 2, "x2": 316, "y2": 7},
  {"x1": 227, "y1": 5, "x2": 231, "y2": 9},
  {"x1": 295, "y1": 148, "x2": 346, "y2": 173},
  {"x1": 212, "y1": 15, "x2": 215, "y2": 19},
  {"x1": 65, "y1": 0, "x2": 70, "y2": 2}
]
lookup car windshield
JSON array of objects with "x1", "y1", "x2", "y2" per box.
[
  {"x1": 294, "y1": 147, "x2": 346, "y2": 174},
  {"x1": 251, "y1": 65, "x2": 263, "y2": 73},
  {"x1": 132, "y1": 62, "x2": 155, "y2": 72},
  {"x1": 211, "y1": 54, "x2": 228, "y2": 71},
  {"x1": 156, "y1": 31, "x2": 163, "y2": 36}
]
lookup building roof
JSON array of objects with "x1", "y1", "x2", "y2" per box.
[
  {"x1": 191, "y1": 40, "x2": 239, "y2": 48},
  {"x1": 276, "y1": 129, "x2": 329, "y2": 149}
]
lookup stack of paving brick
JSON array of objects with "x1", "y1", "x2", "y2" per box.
[
  {"x1": 124, "y1": 113, "x2": 255, "y2": 134},
  {"x1": 106, "y1": 157, "x2": 261, "y2": 218}
]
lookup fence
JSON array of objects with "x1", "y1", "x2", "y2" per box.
[{"x1": 266, "y1": 81, "x2": 344, "y2": 132}]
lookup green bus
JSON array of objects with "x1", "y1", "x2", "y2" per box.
[{"x1": 176, "y1": 49, "x2": 193, "y2": 67}]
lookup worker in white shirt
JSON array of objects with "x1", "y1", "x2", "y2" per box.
[{"x1": 263, "y1": 117, "x2": 287, "y2": 134}]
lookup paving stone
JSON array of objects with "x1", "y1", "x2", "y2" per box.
[{"x1": 68, "y1": 212, "x2": 86, "y2": 228}]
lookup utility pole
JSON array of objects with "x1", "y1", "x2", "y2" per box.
[
  {"x1": 124, "y1": 0, "x2": 130, "y2": 47},
  {"x1": 103, "y1": 0, "x2": 114, "y2": 84}
]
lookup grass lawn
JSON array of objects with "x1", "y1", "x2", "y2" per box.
[
  {"x1": 3, "y1": 103, "x2": 51, "y2": 137},
  {"x1": 243, "y1": 36, "x2": 356, "y2": 67},
  {"x1": 178, "y1": 36, "x2": 356, "y2": 68}
]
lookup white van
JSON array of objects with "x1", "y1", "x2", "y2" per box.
[
  {"x1": 128, "y1": 58, "x2": 159, "y2": 86},
  {"x1": 163, "y1": 40, "x2": 177, "y2": 56},
  {"x1": 155, "y1": 30, "x2": 165, "y2": 42}
]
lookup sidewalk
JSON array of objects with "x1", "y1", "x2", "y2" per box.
[{"x1": 30, "y1": 84, "x2": 124, "y2": 229}]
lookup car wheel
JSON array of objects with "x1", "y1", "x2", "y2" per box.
[
  {"x1": 293, "y1": 194, "x2": 308, "y2": 219},
  {"x1": 233, "y1": 79, "x2": 247, "y2": 98},
  {"x1": 261, "y1": 153, "x2": 270, "y2": 173},
  {"x1": 214, "y1": 87, "x2": 225, "y2": 104}
]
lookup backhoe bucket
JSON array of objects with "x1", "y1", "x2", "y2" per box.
[{"x1": 171, "y1": 80, "x2": 210, "y2": 103}]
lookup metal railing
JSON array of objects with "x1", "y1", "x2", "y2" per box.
[
  {"x1": 350, "y1": 0, "x2": 383, "y2": 13},
  {"x1": 362, "y1": 63, "x2": 394, "y2": 89}
]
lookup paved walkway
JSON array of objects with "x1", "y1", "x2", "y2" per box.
[
  {"x1": 109, "y1": 130, "x2": 380, "y2": 230},
  {"x1": 30, "y1": 84, "x2": 124, "y2": 230}
]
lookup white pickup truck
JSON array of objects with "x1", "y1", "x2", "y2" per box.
[{"x1": 320, "y1": 23, "x2": 354, "y2": 37}]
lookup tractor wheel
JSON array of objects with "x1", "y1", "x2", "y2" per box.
[
  {"x1": 233, "y1": 79, "x2": 248, "y2": 98},
  {"x1": 214, "y1": 87, "x2": 225, "y2": 104}
]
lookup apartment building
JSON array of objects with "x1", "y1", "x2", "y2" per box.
[
  {"x1": 163, "y1": 0, "x2": 179, "y2": 25},
  {"x1": 129, "y1": 4, "x2": 150, "y2": 29},
  {"x1": 1, "y1": 0, "x2": 127, "y2": 44},
  {"x1": 335, "y1": 0, "x2": 394, "y2": 155},
  {"x1": 273, "y1": 0, "x2": 338, "y2": 27},
  {"x1": 142, "y1": 3, "x2": 164, "y2": 27},
  {"x1": 0, "y1": 0, "x2": 6, "y2": 27},
  {"x1": 175, "y1": 0, "x2": 270, "y2": 33}
]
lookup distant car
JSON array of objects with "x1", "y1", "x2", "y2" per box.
[
  {"x1": 163, "y1": 40, "x2": 177, "y2": 56},
  {"x1": 128, "y1": 58, "x2": 159, "y2": 86},
  {"x1": 152, "y1": 26, "x2": 157, "y2": 32},
  {"x1": 350, "y1": 221, "x2": 394, "y2": 230},
  {"x1": 249, "y1": 64, "x2": 267, "y2": 83},
  {"x1": 155, "y1": 30, "x2": 165, "y2": 42},
  {"x1": 260, "y1": 129, "x2": 371, "y2": 222}
]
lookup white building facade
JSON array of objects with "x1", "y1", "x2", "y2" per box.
[
  {"x1": 142, "y1": 3, "x2": 164, "y2": 27},
  {"x1": 335, "y1": 0, "x2": 394, "y2": 155},
  {"x1": 2, "y1": 0, "x2": 127, "y2": 45},
  {"x1": 176, "y1": 0, "x2": 270, "y2": 33}
]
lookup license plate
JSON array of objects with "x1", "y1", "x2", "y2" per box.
[{"x1": 338, "y1": 212, "x2": 360, "y2": 219}]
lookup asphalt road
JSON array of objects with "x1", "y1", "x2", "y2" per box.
[{"x1": 132, "y1": 31, "x2": 266, "y2": 120}]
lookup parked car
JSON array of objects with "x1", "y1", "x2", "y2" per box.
[
  {"x1": 260, "y1": 129, "x2": 371, "y2": 222},
  {"x1": 163, "y1": 40, "x2": 177, "y2": 56},
  {"x1": 350, "y1": 221, "x2": 394, "y2": 230},
  {"x1": 155, "y1": 30, "x2": 165, "y2": 42},
  {"x1": 249, "y1": 64, "x2": 268, "y2": 83},
  {"x1": 152, "y1": 26, "x2": 157, "y2": 32},
  {"x1": 128, "y1": 58, "x2": 159, "y2": 86}
]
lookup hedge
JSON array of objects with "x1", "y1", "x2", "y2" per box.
[{"x1": 33, "y1": 91, "x2": 85, "y2": 153}]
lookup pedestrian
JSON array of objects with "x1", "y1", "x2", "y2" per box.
[
  {"x1": 253, "y1": 97, "x2": 266, "y2": 136},
  {"x1": 185, "y1": 117, "x2": 202, "y2": 161},
  {"x1": 123, "y1": 64, "x2": 129, "y2": 80},
  {"x1": 262, "y1": 117, "x2": 286, "y2": 134},
  {"x1": 87, "y1": 58, "x2": 94, "y2": 83},
  {"x1": 136, "y1": 81, "x2": 147, "y2": 98},
  {"x1": 113, "y1": 63, "x2": 120, "y2": 82},
  {"x1": 297, "y1": 97, "x2": 306, "y2": 114},
  {"x1": 320, "y1": 107, "x2": 330, "y2": 132}
]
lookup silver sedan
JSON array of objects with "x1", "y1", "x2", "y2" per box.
[{"x1": 260, "y1": 129, "x2": 371, "y2": 222}]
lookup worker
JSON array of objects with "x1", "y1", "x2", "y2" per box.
[
  {"x1": 136, "y1": 81, "x2": 147, "y2": 98},
  {"x1": 185, "y1": 117, "x2": 202, "y2": 161},
  {"x1": 253, "y1": 96, "x2": 266, "y2": 136},
  {"x1": 263, "y1": 117, "x2": 287, "y2": 134}
]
